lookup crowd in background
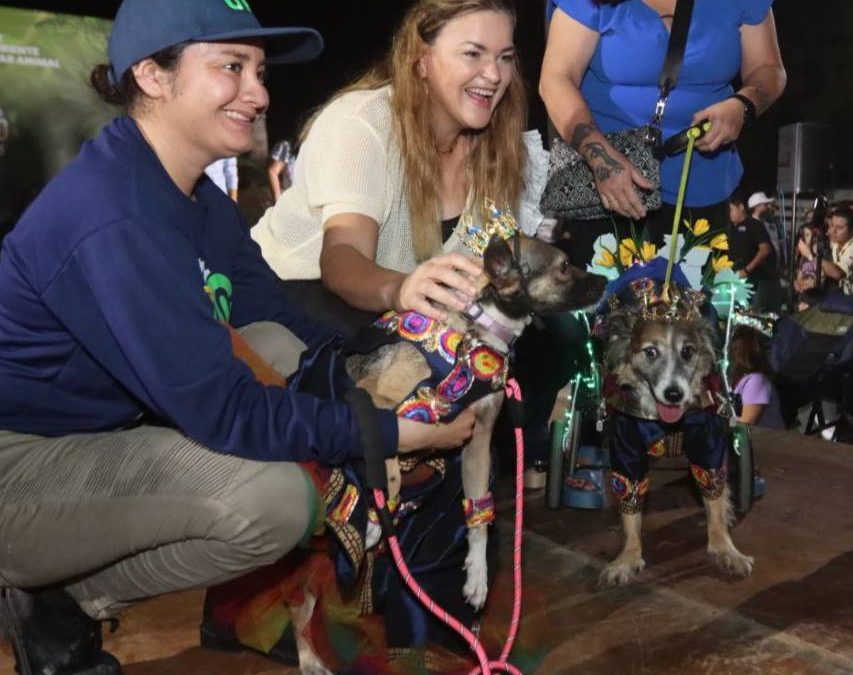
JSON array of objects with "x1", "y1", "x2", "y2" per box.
[{"x1": 722, "y1": 191, "x2": 853, "y2": 440}]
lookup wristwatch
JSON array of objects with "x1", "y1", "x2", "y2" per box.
[{"x1": 730, "y1": 93, "x2": 757, "y2": 127}]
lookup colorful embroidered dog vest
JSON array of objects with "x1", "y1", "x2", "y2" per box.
[{"x1": 371, "y1": 310, "x2": 510, "y2": 423}]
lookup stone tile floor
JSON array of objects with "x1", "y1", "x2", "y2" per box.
[{"x1": 3, "y1": 428, "x2": 852, "y2": 674}]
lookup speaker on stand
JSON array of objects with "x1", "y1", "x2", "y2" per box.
[{"x1": 777, "y1": 122, "x2": 830, "y2": 307}]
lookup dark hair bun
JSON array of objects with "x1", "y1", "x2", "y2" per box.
[{"x1": 90, "y1": 64, "x2": 131, "y2": 106}]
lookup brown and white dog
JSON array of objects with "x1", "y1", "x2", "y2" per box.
[
  {"x1": 294, "y1": 233, "x2": 605, "y2": 672},
  {"x1": 599, "y1": 296, "x2": 754, "y2": 587}
]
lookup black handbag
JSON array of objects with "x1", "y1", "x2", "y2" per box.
[{"x1": 540, "y1": 0, "x2": 695, "y2": 221}]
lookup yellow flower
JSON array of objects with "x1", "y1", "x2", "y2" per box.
[
  {"x1": 692, "y1": 218, "x2": 711, "y2": 236},
  {"x1": 639, "y1": 241, "x2": 657, "y2": 261},
  {"x1": 710, "y1": 233, "x2": 729, "y2": 251},
  {"x1": 618, "y1": 238, "x2": 639, "y2": 266},
  {"x1": 712, "y1": 254, "x2": 733, "y2": 272},
  {"x1": 595, "y1": 248, "x2": 616, "y2": 268}
]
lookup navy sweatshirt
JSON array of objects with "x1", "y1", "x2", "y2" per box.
[{"x1": 0, "y1": 117, "x2": 397, "y2": 464}]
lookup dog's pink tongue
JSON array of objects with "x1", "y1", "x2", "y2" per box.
[{"x1": 656, "y1": 402, "x2": 684, "y2": 424}]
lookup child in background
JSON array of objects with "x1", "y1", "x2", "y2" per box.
[
  {"x1": 794, "y1": 224, "x2": 821, "y2": 297},
  {"x1": 731, "y1": 325, "x2": 786, "y2": 429}
]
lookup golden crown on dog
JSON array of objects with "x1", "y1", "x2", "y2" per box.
[
  {"x1": 459, "y1": 199, "x2": 518, "y2": 256},
  {"x1": 608, "y1": 278, "x2": 706, "y2": 323}
]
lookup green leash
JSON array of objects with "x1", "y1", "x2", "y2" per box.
[{"x1": 662, "y1": 121, "x2": 711, "y2": 298}]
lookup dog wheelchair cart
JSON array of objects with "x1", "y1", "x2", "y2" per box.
[{"x1": 545, "y1": 121, "x2": 761, "y2": 516}]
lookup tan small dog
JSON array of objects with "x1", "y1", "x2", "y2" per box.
[
  {"x1": 293, "y1": 233, "x2": 605, "y2": 672},
  {"x1": 346, "y1": 233, "x2": 606, "y2": 604},
  {"x1": 599, "y1": 295, "x2": 753, "y2": 587}
]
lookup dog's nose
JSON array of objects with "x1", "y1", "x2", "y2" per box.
[{"x1": 663, "y1": 386, "x2": 684, "y2": 404}]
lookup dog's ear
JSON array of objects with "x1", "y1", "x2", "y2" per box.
[{"x1": 483, "y1": 235, "x2": 523, "y2": 294}]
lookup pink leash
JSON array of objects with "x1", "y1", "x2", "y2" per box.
[{"x1": 371, "y1": 378, "x2": 526, "y2": 675}]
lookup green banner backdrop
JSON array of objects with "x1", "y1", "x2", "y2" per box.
[{"x1": 0, "y1": 6, "x2": 112, "y2": 235}]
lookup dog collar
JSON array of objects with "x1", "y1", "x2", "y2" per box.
[{"x1": 464, "y1": 302, "x2": 519, "y2": 347}]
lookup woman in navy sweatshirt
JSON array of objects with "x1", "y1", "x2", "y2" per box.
[{"x1": 0, "y1": 1, "x2": 474, "y2": 673}]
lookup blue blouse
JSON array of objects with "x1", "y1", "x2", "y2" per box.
[{"x1": 548, "y1": 0, "x2": 773, "y2": 207}]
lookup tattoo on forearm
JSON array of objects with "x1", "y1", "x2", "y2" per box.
[
  {"x1": 570, "y1": 122, "x2": 597, "y2": 149},
  {"x1": 581, "y1": 142, "x2": 624, "y2": 182}
]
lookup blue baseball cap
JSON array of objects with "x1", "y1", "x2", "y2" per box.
[{"x1": 108, "y1": 0, "x2": 324, "y2": 83}]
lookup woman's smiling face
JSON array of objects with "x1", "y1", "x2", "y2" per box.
[
  {"x1": 417, "y1": 9, "x2": 515, "y2": 140},
  {"x1": 156, "y1": 40, "x2": 269, "y2": 162}
]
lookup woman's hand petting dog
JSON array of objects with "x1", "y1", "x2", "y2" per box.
[
  {"x1": 397, "y1": 408, "x2": 476, "y2": 453},
  {"x1": 392, "y1": 253, "x2": 483, "y2": 322}
]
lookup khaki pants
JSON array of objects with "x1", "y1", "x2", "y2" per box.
[{"x1": 0, "y1": 322, "x2": 310, "y2": 619}]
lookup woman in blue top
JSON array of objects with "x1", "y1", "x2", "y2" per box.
[
  {"x1": 0, "y1": 1, "x2": 474, "y2": 673},
  {"x1": 539, "y1": 0, "x2": 786, "y2": 265}
]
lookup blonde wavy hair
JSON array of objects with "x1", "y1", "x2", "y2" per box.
[{"x1": 301, "y1": 0, "x2": 527, "y2": 260}]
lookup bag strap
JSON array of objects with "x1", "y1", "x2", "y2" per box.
[{"x1": 651, "y1": 0, "x2": 696, "y2": 127}]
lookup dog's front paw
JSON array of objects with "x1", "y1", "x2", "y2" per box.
[
  {"x1": 709, "y1": 546, "x2": 754, "y2": 578},
  {"x1": 463, "y1": 528, "x2": 489, "y2": 610},
  {"x1": 598, "y1": 556, "x2": 645, "y2": 587},
  {"x1": 463, "y1": 551, "x2": 488, "y2": 610}
]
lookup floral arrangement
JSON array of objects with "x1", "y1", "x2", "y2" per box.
[{"x1": 587, "y1": 219, "x2": 752, "y2": 317}]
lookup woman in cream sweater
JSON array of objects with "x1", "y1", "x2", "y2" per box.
[{"x1": 252, "y1": 0, "x2": 547, "y2": 325}]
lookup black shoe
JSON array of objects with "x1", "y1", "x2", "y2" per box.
[{"x1": 0, "y1": 587, "x2": 123, "y2": 675}]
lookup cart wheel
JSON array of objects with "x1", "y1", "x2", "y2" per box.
[
  {"x1": 728, "y1": 423, "x2": 754, "y2": 516},
  {"x1": 546, "y1": 408, "x2": 581, "y2": 510}
]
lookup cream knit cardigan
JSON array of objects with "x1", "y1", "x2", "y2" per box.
[{"x1": 252, "y1": 85, "x2": 548, "y2": 280}]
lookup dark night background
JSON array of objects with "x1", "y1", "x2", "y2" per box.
[{"x1": 3, "y1": 0, "x2": 852, "y2": 195}]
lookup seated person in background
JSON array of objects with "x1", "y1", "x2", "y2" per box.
[
  {"x1": 821, "y1": 203, "x2": 853, "y2": 295},
  {"x1": 204, "y1": 156, "x2": 239, "y2": 202},
  {"x1": 728, "y1": 193, "x2": 783, "y2": 312},
  {"x1": 794, "y1": 223, "x2": 821, "y2": 297},
  {"x1": 0, "y1": 3, "x2": 474, "y2": 674},
  {"x1": 731, "y1": 325, "x2": 785, "y2": 429},
  {"x1": 267, "y1": 138, "x2": 295, "y2": 202}
]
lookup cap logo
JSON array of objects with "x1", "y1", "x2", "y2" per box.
[{"x1": 223, "y1": 0, "x2": 252, "y2": 11}]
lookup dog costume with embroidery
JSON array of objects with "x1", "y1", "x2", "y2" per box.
[
  {"x1": 302, "y1": 220, "x2": 605, "y2": 659},
  {"x1": 597, "y1": 265, "x2": 753, "y2": 586},
  {"x1": 601, "y1": 278, "x2": 728, "y2": 513}
]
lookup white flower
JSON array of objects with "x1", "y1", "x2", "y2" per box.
[
  {"x1": 586, "y1": 262, "x2": 620, "y2": 281},
  {"x1": 587, "y1": 233, "x2": 620, "y2": 280}
]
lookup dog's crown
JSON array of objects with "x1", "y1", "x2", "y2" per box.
[
  {"x1": 609, "y1": 277, "x2": 705, "y2": 322},
  {"x1": 459, "y1": 199, "x2": 518, "y2": 256}
]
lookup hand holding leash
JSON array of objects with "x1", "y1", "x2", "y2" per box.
[
  {"x1": 690, "y1": 95, "x2": 743, "y2": 151},
  {"x1": 394, "y1": 253, "x2": 482, "y2": 321}
]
